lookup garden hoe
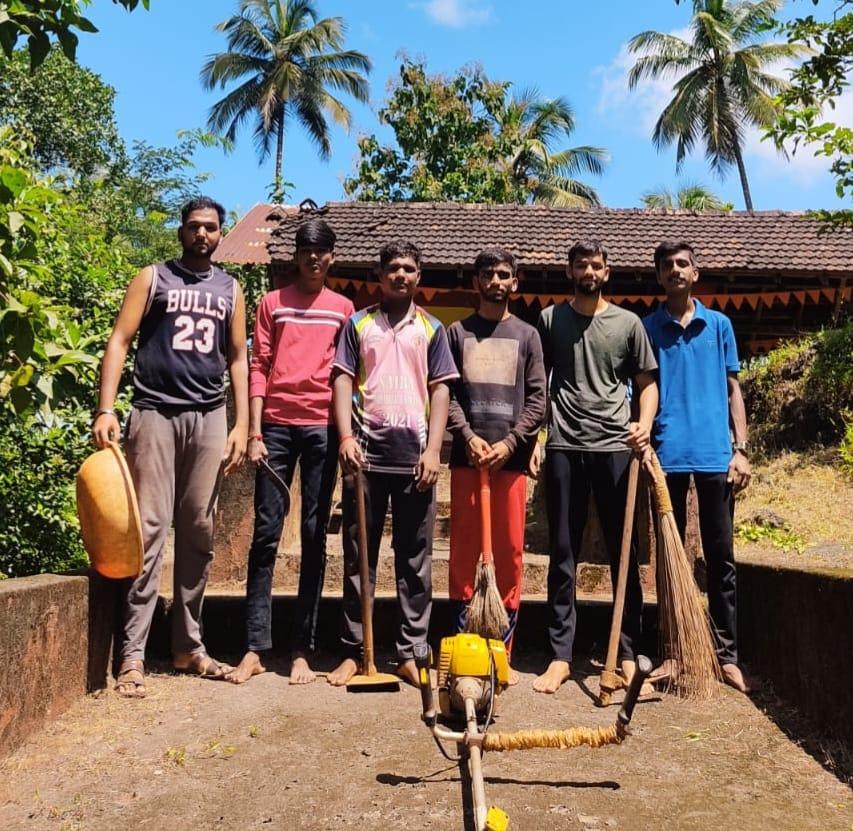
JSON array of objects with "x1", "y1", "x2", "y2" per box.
[
  {"x1": 347, "y1": 471, "x2": 400, "y2": 693},
  {"x1": 415, "y1": 636, "x2": 652, "y2": 830}
]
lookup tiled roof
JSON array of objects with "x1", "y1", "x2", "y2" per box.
[
  {"x1": 266, "y1": 202, "x2": 853, "y2": 275},
  {"x1": 213, "y1": 203, "x2": 298, "y2": 264}
]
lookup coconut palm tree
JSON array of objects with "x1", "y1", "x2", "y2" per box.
[
  {"x1": 628, "y1": 0, "x2": 807, "y2": 211},
  {"x1": 642, "y1": 181, "x2": 733, "y2": 211},
  {"x1": 201, "y1": 0, "x2": 371, "y2": 201},
  {"x1": 497, "y1": 90, "x2": 608, "y2": 206}
]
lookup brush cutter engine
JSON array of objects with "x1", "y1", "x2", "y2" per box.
[{"x1": 436, "y1": 634, "x2": 509, "y2": 718}]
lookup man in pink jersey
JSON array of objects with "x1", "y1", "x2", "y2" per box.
[
  {"x1": 227, "y1": 219, "x2": 354, "y2": 685},
  {"x1": 327, "y1": 240, "x2": 459, "y2": 687}
]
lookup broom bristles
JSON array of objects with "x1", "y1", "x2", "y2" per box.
[
  {"x1": 656, "y1": 511, "x2": 722, "y2": 698},
  {"x1": 464, "y1": 561, "x2": 509, "y2": 641},
  {"x1": 649, "y1": 455, "x2": 721, "y2": 700}
]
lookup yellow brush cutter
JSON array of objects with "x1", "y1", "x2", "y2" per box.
[{"x1": 414, "y1": 635, "x2": 652, "y2": 830}]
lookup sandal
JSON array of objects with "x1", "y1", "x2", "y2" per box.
[
  {"x1": 173, "y1": 652, "x2": 231, "y2": 680},
  {"x1": 115, "y1": 660, "x2": 147, "y2": 698}
]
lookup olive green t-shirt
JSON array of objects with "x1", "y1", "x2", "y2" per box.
[{"x1": 536, "y1": 302, "x2": 657, "y2": 451}]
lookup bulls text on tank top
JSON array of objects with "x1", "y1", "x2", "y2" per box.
[{"x1": 132, "y1": 259, "x2": 236, "y2": 410}]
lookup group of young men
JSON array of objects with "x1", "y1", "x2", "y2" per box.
[{"x1": 92, "y1": 196, "x2": 752, "y2": 699}]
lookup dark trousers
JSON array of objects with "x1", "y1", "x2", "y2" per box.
[
  {"x1": 667, "y1": 473, "x2": 737, "y2": 665},
  {"x1": 340, "y1": 472, "x2": 434, "y2": 662},
  {"x1": 245, "y1": 424, "x2": 338, "y2": 653},
  {"x1": 545, "y1": 449, "x2": 643, "y2": 663}
]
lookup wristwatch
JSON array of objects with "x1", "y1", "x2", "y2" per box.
[
  {"x1": 92, "y1": 407, "x2": 116, "y2": 423},
  {"x1": 732, "y1": 441, "x2": 749, "y2": 455}
]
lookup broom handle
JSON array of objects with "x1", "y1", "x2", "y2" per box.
[
  {"x1": 355, "y1": 471, "x2": 376, "y2": 675},
  {"x1": 603, "y1": 455, "x2": 641, "y2": 678},
  {"x1": 479, "y1": 467, "x2": 493, "y2": 566}
]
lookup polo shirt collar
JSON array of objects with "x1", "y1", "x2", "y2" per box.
[
  {"x1": 379, "y1": 300, "x2": 417, "y2": 333},
  {"x1": 658, "y1": 297, "x2": 708, "y2": 330}
]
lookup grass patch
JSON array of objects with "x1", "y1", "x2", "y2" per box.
[{"x1": 735, "y1": 521, "x2": 806, "y2": 554}]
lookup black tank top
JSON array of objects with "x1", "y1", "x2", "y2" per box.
[{"x1": 132, "y1": 260, "x2": 235, "y2": 410}]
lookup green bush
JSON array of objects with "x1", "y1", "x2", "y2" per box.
[
  {"x1": 741, "y1": 322, "x2": 853, "y2": 451},
  {"x1": 840, "y1": 413, "x2": 853, "y2": 481},
  {"x1": 0, "y1": 407, "x2": 91, "y2": 578}
]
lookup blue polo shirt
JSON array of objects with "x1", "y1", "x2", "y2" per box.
[{"x1": 643, "y1": 299, "x2": 739, "y2": 473}]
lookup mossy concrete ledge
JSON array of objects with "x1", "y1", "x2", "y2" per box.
[
  {"x1": 738, "y1": 562, "x2": 853, "y2": 747},
  {"x1": 0, "y1": 572, "x2": 118, "y2": 757}
]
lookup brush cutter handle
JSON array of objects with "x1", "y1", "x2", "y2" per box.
[
  {"x1": 479, "y1": 467, "x2": 493, "y2": 566},
  {"x1": 413, "y1": 643, "x2": 436, "y2": 727},
  {"x1": 618, "y1": 655, "x2": 652, "y2": 729}
]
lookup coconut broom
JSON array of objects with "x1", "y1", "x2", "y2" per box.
[
  {"x1": 464, "y1": 467, "x2": 509, "y2": 640},
  {"x1": 648, "y1": 451, "x2": 721, "y2": 699}
]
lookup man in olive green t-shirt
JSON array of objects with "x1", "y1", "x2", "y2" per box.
[{"x1": 533, "y1": 240, "x2": 658, "y2": 694}]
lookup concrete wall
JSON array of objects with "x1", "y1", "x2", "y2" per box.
[
  {"x1": 738, "y1": 563, "x2": 853, "y2": 748},
  {"x1": 0, "y1": 572, "x2": 118, "y2": 757}
]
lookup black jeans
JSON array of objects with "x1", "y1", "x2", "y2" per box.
[
  {"x1": 545, "y1": 449, "x2": 643, "y2": 663},
  {"x1": 666, "y1": 473, "x2": 737, "y2": 665},
  {"x1": 340, "y1": 472, "x2": 434, "y2": 662},
  {"x1": 245, "y1": 424, "x2": 338, "y2": 653}
]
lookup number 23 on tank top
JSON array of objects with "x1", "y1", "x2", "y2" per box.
[{"x1": 172, "y1": 315, "x2": 215, "y2": 354}]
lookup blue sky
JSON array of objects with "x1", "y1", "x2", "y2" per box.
[{"x1": 77, "y1": 0, "x2": 849, "y2": 219}]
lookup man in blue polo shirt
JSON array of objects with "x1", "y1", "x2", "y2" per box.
[{"x1": 643, "y1": 240, "x2": 752, "y2": 694}]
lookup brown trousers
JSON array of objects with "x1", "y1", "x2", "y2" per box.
[{"x1": 121, "y1": 405, "x2": 226, "y2": 663}]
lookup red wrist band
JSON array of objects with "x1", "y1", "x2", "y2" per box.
[{"x1": 250, "y1": 434, "x2": 263, "y2": 441}]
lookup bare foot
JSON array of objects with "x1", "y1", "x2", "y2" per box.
[
  {"x1": 621, "y1": 659, "x2": 654, "y2": 697},
  {"x1": 721, "y1": 663, "x2": 753, "y2": 694},
  {"x1": 327, "y1": 657, "x2": 358, "y2": 687},
  {"x1": 225, "y1": 651, "x2": 266, "y2": 685},
  {"x1": 532, "y1": 660, "x2": 571, "y2": 694},
  {"x1": 507, "y1": 666, "x2": 520, "y2": 686},
  {"x1": 289, "y1": 653, "x2": 316, "y2": 685},
  {"x1": 396, "y1": 659, "x2": 420, "y2": 687}
]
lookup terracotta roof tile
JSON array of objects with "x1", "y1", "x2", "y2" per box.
[
  {"x1": 263, "y1": 202, "x2": 853, "y2": 275},
  {"x1": 213, "y1": 203, "x2": 298, "y2": 265}
]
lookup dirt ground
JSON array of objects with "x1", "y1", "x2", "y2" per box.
[{"x1": 1, "y1": 654, "x2": 850, "y2": 831}]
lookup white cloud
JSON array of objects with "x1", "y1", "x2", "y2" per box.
[
  {"x1": 423, "y1": 0, "x2": 493, "y2": 28},
  {"x1": 594, "y1": 35, "x2": 852, "y2": 190}
]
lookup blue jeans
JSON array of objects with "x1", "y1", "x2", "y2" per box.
[{"x1": 245, "y1": 424, "x2": 338, "y2": 653}]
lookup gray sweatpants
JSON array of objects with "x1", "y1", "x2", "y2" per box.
[{"x1": 121, "y1": 405, "x2": 226, "y2": 663}]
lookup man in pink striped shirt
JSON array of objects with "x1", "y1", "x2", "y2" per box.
[{"x1": 227, "y1": 219, "x2": 354, "y2": 685}]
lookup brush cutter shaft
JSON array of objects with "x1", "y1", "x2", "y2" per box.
[
  {"x1": 354, "y1": 472, "x2": 376, "y2": 675},
  {"x1": 479, "y1": 468, "x2": 493, "y2": 564},
  {"x1": 465, "y1": 696, "x2": 488, "y2": 831}
]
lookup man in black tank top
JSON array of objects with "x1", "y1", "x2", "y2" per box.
[{"x1": 93, "y1": 196, "x2": 249, "y2": 698}]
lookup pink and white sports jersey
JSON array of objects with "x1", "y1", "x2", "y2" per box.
[
  {"x1": 333, "y1": 303, "x2": 458, "y2": 474},
  {"x1": 250, "y1": 284, "x2": 354, "y2": 425}
]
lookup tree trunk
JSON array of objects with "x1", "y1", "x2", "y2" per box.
[
  {"x1": 274, "y1": 114, "x2": 284, "y2": 203},
  {"x1": 733, "y1": 143, "x2": 753, "y2": 212}
]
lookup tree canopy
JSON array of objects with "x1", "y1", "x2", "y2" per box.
[
  {"x1": 0, "y1": 0, "x2": 149, "y2": 67},
  {"x1": 344, "y1": 59, "x2": 607, "y2": 206},
  {"x1": 201, "y1": 0, "x2": 371, "y2": 202},
  {"x1": 629, "y1": 0, "x2": 807, "y2": 211}
]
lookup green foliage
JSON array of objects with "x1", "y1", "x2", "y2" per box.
[
  {"x1": 629, "y1": 0, "x2": 808, "y2": 211},
  {"x1": 0, "y1": 406, "x2": 91, "y2": 578},
  {"x1": 344, "y1": 59, "x2": 607, "y2": 206},
  {"x1": 0, "y1": 128, "x2": 103, "y2": 417},
  {"x1": 839, "y1": 414, "x2": 853, "y2": 480},
  {"x1": 224, "y1": 263, "x2": 268, "y2": 333},
  {"x1": 0, "y1": 0, "x2": 149, "y2": 68},
  {"x1": 735, "y1": 520, "x2": 806, "y2": 554},
  {"x1": 764, "y1": 3, "x2": 853, "y2": 230},
  {"x1": 741, "y1": 322, "x2": 853, "y2": 450},
  {"x1": 0, "y1": 46, "x2": 123, "y2": 175},
  {"x1": 641, "y1": 181, "x2": 733, "y2": 211},
  {"x1": 202, "y1": 0, "x2": 371, "y2": 201}
]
